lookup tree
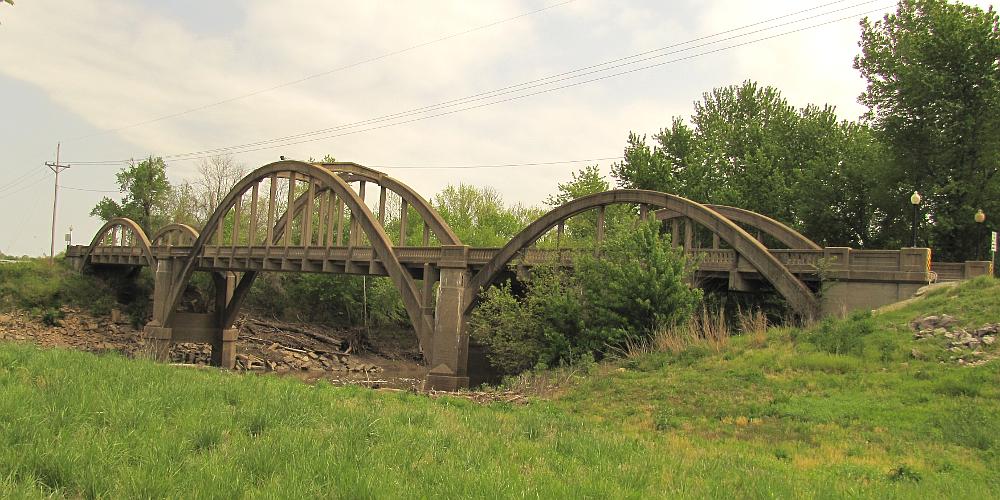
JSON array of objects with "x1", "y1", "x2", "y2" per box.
[
  {"x1": 855, "y1": 0, "x2": 1000, "y2": 260},
  {"x1": 162, "y1": 180, "x2": 202, "y2": 228},
  {"x1": 612, "y1": 81, "x2": 892, "y2": 248},
  {"x1": 575, "y1": 219, "x2": 702, "y2": 347},
  {"x1": 545, "y1": 165, "x2": 633, "y2": 244},
  {"x1": 91, "y1": 157, "x2": 172, "y2": 235},
  {"x1": 195, "y1": 155, "x2": 247, "y2": 222},
  {"x1": 432, "y1": 184, "x2": 540, "y2": 247}
]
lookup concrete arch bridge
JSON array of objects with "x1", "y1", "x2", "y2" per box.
[{"x1": 66, "y1": 161, "x2": 988, "y2": 389}]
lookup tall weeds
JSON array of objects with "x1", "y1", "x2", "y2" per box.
[
  {"x1": 621, "y1": 307, "x2": 769, "y2": 358},
  {"x1": 738, "y1": 307, "x2": 769, "y2": 348}
]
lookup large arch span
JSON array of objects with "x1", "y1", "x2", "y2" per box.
[
  {"x1": 467, "y1": 190, "x2": 818, "y2": 317},
  {"x1": 160, "y1": 160, "x2": 438, "y2": 349}
]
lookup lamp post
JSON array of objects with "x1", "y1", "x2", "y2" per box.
[
  {"x1": 975, "y1": 209, "x2": 986, "y2": 260},
  {"x1": 910, "y1": 191, "x2": 922, "y2": 247}
]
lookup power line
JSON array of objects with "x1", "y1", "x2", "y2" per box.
[
  {"x1": 62, "y1": 0, "x2": 578, "y2": 143},
  {"x1": 67, "y1": 1, "x2": 885, "y2": 166},
  {"x1": 0, "y1": 170, "x2": 51, "y2": 201},
  {"x1": 43, "y1": 156, "x2": 627, "y2": 195},
  {"x1": 49, "y1": 156, "x2": 627, "y2": 194},
  {"x1": 72, "y1": 4, "x2": 891, "y2": 165},
  {"x1": 0, "y1": 167, "x2": 48, "y2": 194},
  {"x1": 59, "y1": 185, "x2": 119, "y2": 193},
  {"x1": 372, "y1": 156, "x2": 624, "y2": 170},
  {"x1": 160, "y1": 0, "x2": 874, "y2": 160}
]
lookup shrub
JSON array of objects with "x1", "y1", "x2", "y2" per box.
[
  {"x1": 799, "y1": 310, "x2": 876, "y2": 356},
  {"x1": 575, "y1": 219, "x2": 702, "y2": 347},
  {"x1": 470, "y1": 267, "x2": 585, "y2": 375},
  {"x1": 471, "y1": 219, "x2": 701, "y2": 375}
]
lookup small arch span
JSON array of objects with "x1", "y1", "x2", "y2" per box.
[
  {"x1": 150, "y1": 223, "x2": 200, "y2": 247},
  {"x1": 81, "y1": 217, "x2": 154, "y2": 268}
]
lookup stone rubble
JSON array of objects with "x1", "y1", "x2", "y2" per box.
[{"x1": 910, "y1": 315, "x2": 998, "y2": 366}]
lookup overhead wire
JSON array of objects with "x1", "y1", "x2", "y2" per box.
[
  {"x1": 0, "y1": 167, "x2": 49, "y2": 194},
  {"x1": 371, "y1": 156, "x2": 624, "y2": 170},
  {"x1": 49, "y1": 156, "x2": 627, "y2": 194},
  {"x1": 0, "y1": 169, "x2": 51, "y2": 201},
  {"x1": 59, "y1": 185, "x2": 120, "y2": 193},
  {"x1": 67, "y1": 1, "x2": 887, "y2": 166},
  {"x1": 62, "y1": 0, "x2": 579, "y2": 142}
]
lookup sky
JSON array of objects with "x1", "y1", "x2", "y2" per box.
[{"x1": 0, "y1": 0, "x2": 994, "y2": 256}]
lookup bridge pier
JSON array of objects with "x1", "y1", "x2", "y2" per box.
[
  {"x1": 425, "y1": 245, "x2": 471, "y2": 391},
  {"x1": 143, "y1": 259, "x2": 239, "y2": 369}
]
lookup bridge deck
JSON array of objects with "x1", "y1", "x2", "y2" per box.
[{"x1": 66, "y1": 244, "x2": 937, "y2": 285}]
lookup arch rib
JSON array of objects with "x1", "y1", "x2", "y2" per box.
[
  {"x1": 466, "y1": 190, "x2": 818, "y2": 317},
  {"x1": 323, "y1": 162, "x2": 461, "y2": 246},
  {"x1": 657, "y1": 205, "x2": 821, "y2": 250},
  {"x1": 150, "y1": 223, "x2": 200, "y2": 247},
  {"x1": 82, "y1": 217, "x2": 154, "y2": 268},
  {"x1": 161, "y1": 161, "x2": 434, "y2": 349}
]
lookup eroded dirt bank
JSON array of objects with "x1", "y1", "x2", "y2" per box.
[{"x1": 0, "y1": 307, "x2": 429, "y2": 390}]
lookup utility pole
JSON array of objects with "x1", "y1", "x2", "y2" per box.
[{"x1": 45, "y1": 142, "x2": 71, "y2": 263}]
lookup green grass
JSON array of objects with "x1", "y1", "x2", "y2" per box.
[{"x1": 1, "y1": 278, "x2": 999, "y2": 498}]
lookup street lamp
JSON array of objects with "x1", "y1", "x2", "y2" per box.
[
  {"x1": 910, "y1": 191, "x2": 922, "y2": 247},
  {"x1": 975, "y1": 209, "x2": 986, "y2": 260}
]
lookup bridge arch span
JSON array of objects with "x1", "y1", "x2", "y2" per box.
[
  {"x1": 81, "y1": 217, "x2": 154, "y2": 268},
  {"x1": 656, "y1": 205, "x2": 821, "y2": 250},
  {"x1": 161, "y1": 160, "x2": 435, "y2": 348},
  {"x1": 466, "y1": 190, "x2": 818, "y2": 317},
  {"x1": 150, "y1": 223, "x2": 200, "y2": 247}
]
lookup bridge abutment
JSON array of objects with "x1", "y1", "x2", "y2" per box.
[{"x1": 425, "y1": 246, "x2": 471, "y2": 391}]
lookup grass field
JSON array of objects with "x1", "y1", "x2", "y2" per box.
[{"x1": 1, "y1": 277, "x2": 998, "y2": 498}]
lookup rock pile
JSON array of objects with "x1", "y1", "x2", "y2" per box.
[
  {"x1": 232, "y1": 346, "x2": 382, "y2": 374},
  {"x1": 910, "y1": 315, "x2": 998, "y2": 365}
]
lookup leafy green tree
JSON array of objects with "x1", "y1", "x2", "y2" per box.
[
  {"x1": 794, "y1": 106, "x2": 895, "y2": 247},
  {"x1": 163, "y1": 180, "x2": 202, "y2": 228},
  {"x1": 545, "y1": 165, "x2": 633, "y2": 245},
  {"x1": 432, "y1": 184, "x2": 541, "y2": 247},
  {"x1": 91, "y1": 156, "x2": 172, "y2": 235},
  {"x1": 612, "y1": 81, "x2": 892, "y2": 248},
  {"x1": 856, "y1": 0, "x2": 1000, "y2": 260}
]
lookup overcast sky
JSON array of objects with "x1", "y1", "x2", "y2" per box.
[{"x1": 0, "y1": 0, "x2": 993, "y2": 256}]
